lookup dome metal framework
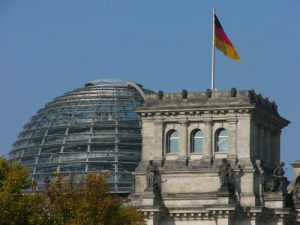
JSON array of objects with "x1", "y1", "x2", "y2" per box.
[{"x1": 9, "y1": 79, "x2": 151, "y2": 193}]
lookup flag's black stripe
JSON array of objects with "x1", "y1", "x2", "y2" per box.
[{"x1": 214, "y1": 14, "x2": 223, "y2": 30}]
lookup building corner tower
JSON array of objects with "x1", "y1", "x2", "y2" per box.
[{"x1": 130, "y1": 88, "x2": 296, "y2": 225}]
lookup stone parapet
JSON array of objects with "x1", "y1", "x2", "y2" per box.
[{"x1": 137, "y1": 90, "x2": 286, "y2": 121}]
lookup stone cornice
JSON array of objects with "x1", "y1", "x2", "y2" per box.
[
  {"x1": 137, "y1": 106, "x2": 254, "y2": 116},
  {"x1": 136, "y1": 89, "x2": 290, "y2": 128},
  {"x1": 138, "y1": 205, "x2": 296, "y2": 221}
]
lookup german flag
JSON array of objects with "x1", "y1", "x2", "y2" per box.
[{"x1": 214, "y1": 14, "x2": 240, "y2": 61}]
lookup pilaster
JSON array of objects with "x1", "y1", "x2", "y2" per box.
[
  {"x1": 228, "y1": 117, "x2": 238, "y2": 164},
  {"x1": 257, "y1": 125, "x2": 264, "y2": 160},
  {"x1": 264, "y1": 128, "x2": 271, "y2": 165},
  {"x1": 240, "y1": 167, "x2": 256, "y2": 207},
  {"x1": 179, "y1": 120, "x2": 188, "y2": 161},
  {"x1": 154, "y1": 120, "x2": 164, "y2": 161},
  {"x1": 274, "y1": 130, "x2": 281, "y2": 167},
  {"x1": 203, "y1": 119, "x2": 213, "y2": 163}
]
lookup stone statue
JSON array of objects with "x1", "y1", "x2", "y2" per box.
[
  {"x1": 219, "y1": 159, "x2": 231, "y2": 189},
  {"x1": 295, "y1": 173, "x2": 300, "y2": 187},
  {"x1": 272, "y1": 162, "x2": 286, "y2": 192},
  {"x1": 146, "y1": 160, "x2": 157, "y2": 189},
  {"x1": 287, "y1": 172, "x2": 300, "y2": 194}
]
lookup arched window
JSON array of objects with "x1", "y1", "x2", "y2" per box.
[
  {"x1": 191, "y1": 129, "x2": 204, "y2": 153},
  {"x1": 215, "y1": 128, "x2": 228, "y2": 152},
  {"x1": 167, "y1": 130, "x2": 179, "y2": 153}
]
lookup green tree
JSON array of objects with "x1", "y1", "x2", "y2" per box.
[
  {"x1": 42, "y1": 172, "x2": 145, "y2": 225},
  {"x1": 0, "y1": 157, "x2": 44, "y2": 225},
  {"x1": 0, "y1": 157, "x2": 145, "y2": 225}
]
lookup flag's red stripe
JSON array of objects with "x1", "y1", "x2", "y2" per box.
[{"x1": 215, "y1": 27, "x2": 234, "y2": 47}]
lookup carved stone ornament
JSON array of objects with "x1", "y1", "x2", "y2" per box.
[
  {"x1": 230, "y1": 87, "x2": 237, "y2": 97},
  {"x1": 181, "y1": 89, "x2": 188, "y2": 99},
  {"x1": 206, "y1": 88, "x2": 212, "y2": 98},
  {"x1": 157, "y1": 90, "x2": 164, "y2": 100}
]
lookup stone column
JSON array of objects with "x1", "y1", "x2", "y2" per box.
[
  {"x1": 248, "y1": 215, "x2": 259, "y2": 225},
  {"x1": 275, "y1": 217, "x2": 286, "y2": 225},
  {"x1": 274, "y1": 130, "x2": 281, "y2": 166},
  {"x1": 228, "y1": 118, "x2": 237, "y2": 163},
  {"x1": 251, "y1": 118, "x2": 258, "y2": 159},
  {"x1": 270, "y1": 130, "x2": 276, "y2": 167},
  {"x1": 264, "y1": 128, "x2": 271, "y2": 165},
  {"x1": 203, "y1": 119, "x2": 212, "y2": 161},
  {"x1": 145, "y1": 212, "x2": 160, "y2": 225},
  {"x1": 257, "y1": 125, "x2": 264, "y2": 160},
  {"x1": 216, "y1": 216, "x2": 230, "y2": 225},
  {"x1": 179, "y1": 120, "x2": 188, "y2": 160},
  {"x1": 154, "y1": 120, "x2": 164, "y2": 161}
]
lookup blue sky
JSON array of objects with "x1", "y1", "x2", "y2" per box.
[{"x1": 0, "y1": 1, "x2": 299, "y2": 178}]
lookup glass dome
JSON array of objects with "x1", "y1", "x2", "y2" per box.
[{"x1": 9, "y1": 79, "x2": 152, "y2": 193}]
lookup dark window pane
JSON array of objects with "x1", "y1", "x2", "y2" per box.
[
  {"x1": 44, "y1": 135, "x2": 64, "y2": 144},
  {"x1": 10, "y1": 150, "x2": 24, "y2": 158},
  {"x1": 27, "y1": 138, "x2": 43, "y2": 146},
  {"x1": 60, "y1": 163, "x2": 86, "y2": 172},
  {"x1": 65, "y1": 134, "x2": 89, "y2": 143},
  {"x1": 71, "y1": 118, "x2": 92, "y2": 126},
  {"x1": 63, "y1": 145, "x2": 87, "y2": 153},
  {"x1": 91, "y1": 134, "x2": 115, "y2": 143},
  {"x1": 36, "y1": 165, "x2": 57, "y2": 173},
  {"x1": 41, "y1": 146, "x2": 61, "y2": 154},
  {"x1": 23, "y1": 147, "x2": 40, "y2": 156},
  {"x1": 13, "y1": 140, "x2": 28, "y2": 148},
  {"x1": 117, "y1": 173, "x2": 132, "y2": 182},
  {"x1": 118, "y1": 153, "x2": 140, "y2": 163},
  {"x1": 36, "y1": 121, "x2": 52, "y2": 128},
  {"x1": 74, "y1": 111, "x2": 95, "y2": 118},
  {"x1": 55, "y1": 113, "x2": 73, "y2": 119},
  {"x1": 87, "y1": 163, "x2": 115, "y2": 172},
  {"x1": 88, "y1": 152, "x2": 115, "y2": 162},
  {"x1": 92, "y1": 127, "x2": 115, "y2": 134},
  {"x1": 90, "y1": 144, "x2": 115, "y2": 152},
  {"x1": 19, "y1": 131, "x2": 32, "y2": 139},
  {"x1": 61, "y1": 153, "x2": 87, "y2": 162},
  {"x1": 68, "y1": 128, "x2": 90, "y2": 134},
  {"x1": 52, "y1": 120, "x2": 69, "y2": 127},
  {"x1": 48, "y1": 128, "x2": 66, "y2": 135},
  {"x1": 38, "y1": 154, "x2": 60, "y2": 163},
  {"x1": 31, "y1": 129, "x2": 47, "y2": 137},
  {"x1": 21, "y1": 156, "x2": 37, "y2": 165}
]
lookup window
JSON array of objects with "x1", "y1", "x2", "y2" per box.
[
  {"x1": 191, "y1": 130, "x2": 204, "y2": 153},
  {"x1": 215, "y1": 129, "x2": 228, "y2": 152},
  {"x1": 167, "y1": 130, "x2": 179, "y2": 153}
]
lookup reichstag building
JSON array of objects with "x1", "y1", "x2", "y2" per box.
[{"x1": 9, "y1": 79, "x2": 300, "y2": 224}]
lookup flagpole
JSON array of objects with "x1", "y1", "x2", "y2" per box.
[{"x1": 211, "y1": 8, "x2": 216, "y2": 91}]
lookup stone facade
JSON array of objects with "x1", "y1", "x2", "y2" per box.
[{"x1": 129, "y1": 89, "x2": 300, "y2": 225}]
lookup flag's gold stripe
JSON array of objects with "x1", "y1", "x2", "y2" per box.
[{"x1": 215, "y1": 36, "x2": 240, "y2": 61}]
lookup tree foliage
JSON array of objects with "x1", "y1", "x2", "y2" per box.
[
  {"x1": 0, "y1": 158, "x2": 44, "y2": 225},
  {"x1": 0, "y1": 158, "x2": 145, "y2": 225}
]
